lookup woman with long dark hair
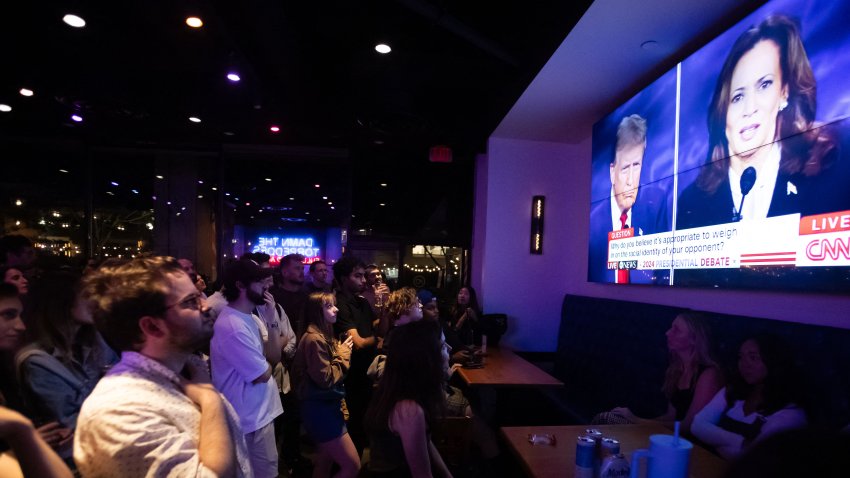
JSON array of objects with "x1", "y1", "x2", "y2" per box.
[
  {"x1": 292, "y1": 292, "x2": 359, "y2": 478},
  {"x1": 15, "y1": 271, "x2": 118, "y2": 463},
  {"x1": 365, "y1": 320, "x2": 452, "y2": 478},
  {"x1": 449, "y1": 286, "x2": 481, "y2": 346},
  {"x1": 678, "y1": 14, "x2": 840, "y2": 229},
  {"x1": 0, "y1": 283, "x2": 73, "y2": 478},
  {"x1": 692, "y1": 334, "x2": 807, "y2": 459}
]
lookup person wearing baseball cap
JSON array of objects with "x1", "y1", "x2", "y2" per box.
[{"x1": 211, "y1": 259, "x2": 284, "y2": 477}]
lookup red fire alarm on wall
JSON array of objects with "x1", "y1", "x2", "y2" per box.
[{"x1": 429, "y1": 145, "x2": 453, "y2": 163}]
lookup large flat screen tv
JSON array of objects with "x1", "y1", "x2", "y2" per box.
[{"x1": 588, "y1": 0, "x2": 850, "y2": 292}]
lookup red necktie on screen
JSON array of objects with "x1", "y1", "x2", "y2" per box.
[{"x1": 618, "y1": 212, "x2": 630, "y2": 284}]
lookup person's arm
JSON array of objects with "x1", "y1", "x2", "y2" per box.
[
  {"x1": 346, "y1": 327, "x2": 376, "y2": 350},
  {"x1": 257, "y1": 292, "x2": 283, "y2": 366},
  {"x1": 681, "y1": 367, "x2": 724, "y2": 435},
  {"x1": 277, "y1": 306, "x2": 297, "y2": 360},
  {"x1": 252, "y1": 364, "x2": 273, "y2": 384},
  {"x1": 453, "y1": 311, "x2": 468, "y2": 331},
  {"x1": 610, "y1": 405, "x2": 675, "y2": 426},
  {"x1": 691, "y1": 388, "x2": 744, "y2": 458},
  {"x1": 182, "y1": 356, "x2": 235, "y2": 478},
  {"x1": 754, "y1": 406, "x2": 807, "y2": 445},
  {"x1": 389, "y1": 400, "x2": 433, "y2": 478},
  {"x1": 428, "y1": 439, "x2": 453, "y2": 478},
  {"x1": 219, "y1": 319, "x2": 274, "y2": 385},
  {"x1": 304, "y1": 335, "x2": 351, "y2": 388},
  {"x1": 0, "y1": 406, "x2": 72, "y2": 478}
]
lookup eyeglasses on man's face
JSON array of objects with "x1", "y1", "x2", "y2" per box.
[{"x1": 166, "y1": 293, "x2": 205, "y2": 311}]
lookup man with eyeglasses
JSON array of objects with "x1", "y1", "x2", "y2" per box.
[
  {"x1": 211, "y1": 259, "x2": 284, "y2": 478},
  {"x1": 73, "y1": 256, "x2": 251, "y2": 477}
]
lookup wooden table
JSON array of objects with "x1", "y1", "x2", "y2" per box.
[
  {"x1": 456, "y1": 347, "x2": 564, "y2": 388},
  {"x1": 500, "y1": 423, "x2": 726, "y2": 478}
]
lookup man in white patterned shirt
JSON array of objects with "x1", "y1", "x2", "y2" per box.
[{"x1": 74, "y1": 256, "x2": 251, "y2": 477}]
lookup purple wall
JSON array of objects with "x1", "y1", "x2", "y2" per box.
[{"x1": 474, "y1": 136, "x2": 850, "y2": 352}]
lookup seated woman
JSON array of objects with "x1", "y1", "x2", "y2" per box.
[
  {"x1": 597, "y1": 312, "x2": 724, "y2": 435},
  {"x1": 0, "y1": 283, "x2": 72, "y2": 478},
  {"x1": 449, "y1": 286, "x2": 481, "y2": 346},
  {"x1": 365, "y1": 320, "x2": 452, "y2": 478},
  {"x1": 692, "y1": 334, "x2": 807, "y2": 459},
  {"x1": 292, "y1": 292, "x2": 359, "y2": 478},
  {"x1": 14, "y1": 272, "x2": 118, "y2": 464}
]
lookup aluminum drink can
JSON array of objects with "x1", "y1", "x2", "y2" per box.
[
  {"x1": 600, "y1": 437, "x2": 621, "y2": 460},
  {"x1": 575, "y1": 436, "x2": 596, "y2": 478},
  {"x1": 599, "y1": 453, "x2": 630, "y2": 478}
]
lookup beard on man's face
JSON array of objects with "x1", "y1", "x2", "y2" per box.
[{"x1": 246, "y1": 287, "x2": 267, "y2": 306}]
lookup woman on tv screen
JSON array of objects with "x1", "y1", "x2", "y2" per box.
[{"x1": 677, "y1": 14, "x2": 839, "y2": 230}]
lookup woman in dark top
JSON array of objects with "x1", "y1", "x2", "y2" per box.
[
  {"x1": 605, "y1": 312, "x2": 723, "y2": 434},
  {"x1": 365, "y1": 320, "x2": 452, "y2": 478},
  {"x1": 677, "y1": 15, "x2": 842, "y2": 230},
  {"x1": 449, "y1": 286, "x2": 481, "y2": 346}
]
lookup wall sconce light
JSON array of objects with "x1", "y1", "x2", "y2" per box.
[{"x1": 530, "y1": 195, "x2": 544, "y2": 254}]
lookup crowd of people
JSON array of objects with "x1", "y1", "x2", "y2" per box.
[
  {"x1": 0, "y1": 233, "x2": 494, "y2": 478},
  {"x1": 0, "y1": 232, "x2": 830, "y2": 477}
]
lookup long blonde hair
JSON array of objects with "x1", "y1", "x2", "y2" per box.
[{"x1": 662, "y1": 311, "x2": 719, "y2": 397}]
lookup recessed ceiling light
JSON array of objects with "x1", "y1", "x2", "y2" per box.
[
  {"x1": 59, "y1": 169, "x2": 69, "y2": 173},
  {"x1": 71, "y1": 114, "x2": 83, "y2": 122},
  {"x1": 330, "y1": 206, "x2": 335, "y2": 210},
  {"x1": 226, "y1": 73, "x2": 240, "y2": 82},
  {"x1": 63, "y1": 14, "x2": 86, "y2": 28},
  {"x1": 211, "y1": 186, "x2": 217, "y2": 191},
  {"x1": 198, "y1": 180, "x2": 204, "y2": 184},
  {"x1": 198, "y1": 195, "x2": 204, "y2": 199},
  {"x1": 0, "y1": 104, "x2": 11, "y2": 113},
  {"x1": 641, "y1": 40, "x2": 659, "y2": 51},
  {"x1": 379, "y1": 203, "x2": 386, "y2": 206},
  {"x1": 289, "y1": 197, "x2": 294, "y2": 200},
  {"x1": 314, "y1": 184, "x2": 320, "y2": 188},
  {"x1": 14, "y1": 199, "x2": 23, "y2": 206},
  {"x1": 186, "y1": 17, "x2": 203, "y2": 28},
  {"x1": 110, "y1": 181, "x2": 119, "y2": 186},
  {"x1": 322, "y1": 196, "x2": 328, "y2": 200},
  {"x1": 132, "y1": 189, "x2": 139, "y2": 194},
  {"x1": 375, "y1": 43, "x2": 391, "y2": 54},
  {"x1": 270, "y1": 126, "x2": 280, "y2": 133},
  {"x1": 223, "y1": 131, "x2": 235, "y2": 136},
  {"x1": 156, "y1": 175, "x2": 164, "y2": 179},
  {"x1": 380, "y1": 183, "x2": 387, "y2": 187},
  {"x1": 19, "y1": 88, "x2": 33, "y2": 97},
  {"x1": 189, "y1": 116, "x2": 201, "y2": 123},
  {"x1": 265, "y1": 178, "x2": 272, "y2": 182}
]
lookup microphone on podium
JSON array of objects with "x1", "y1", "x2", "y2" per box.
[{"x1": 732, "y1": 166, "x2": 756, "y2": 222}]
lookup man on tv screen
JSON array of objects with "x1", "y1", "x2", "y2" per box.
[{"x1": 589, "y1": 114, "x2": 667, "y2": 284}]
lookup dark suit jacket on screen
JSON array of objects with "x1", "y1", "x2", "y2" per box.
[{"x1": 588, "y1": 185, "x2": 669, "y2": 284}]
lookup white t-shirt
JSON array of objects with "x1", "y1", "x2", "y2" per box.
[
  {"x1": 211, "y1": 306, "x2": 283, "y2": 434},
  {"x1": 691, "y1": 386, "x2": 807, "y2": 459}
]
